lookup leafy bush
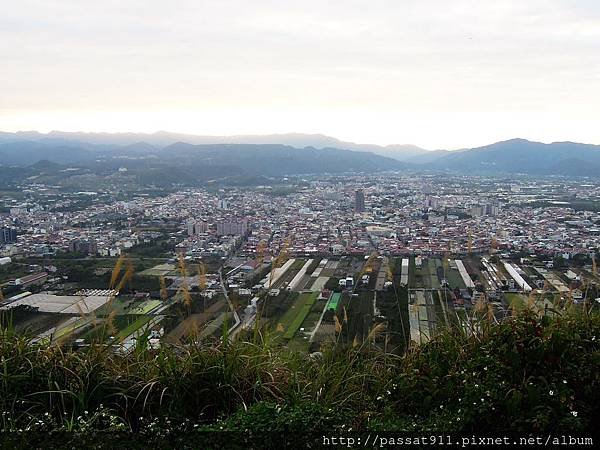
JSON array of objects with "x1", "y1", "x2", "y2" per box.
[{"x1": 0, "y1": 310, "x2": 597, "y2": 439}]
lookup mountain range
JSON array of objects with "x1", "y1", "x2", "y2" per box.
[
  {"x1": 0, "y1": 130, "x2": 428, "y2": 162},
  {"x1": 1, "y1": 131, "x2": 600, "y2": 187}
]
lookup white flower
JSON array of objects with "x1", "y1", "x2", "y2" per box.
[
  {"x1": 572, "y1": 411, "x2": 578, "y2": 417},
  {"x1": 549, "y1": 390, "x2": 554, "y2": 396}
]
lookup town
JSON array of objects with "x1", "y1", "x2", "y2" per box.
[{"x1": 1, "y1": 173, "x2": 599, "y2": 353}]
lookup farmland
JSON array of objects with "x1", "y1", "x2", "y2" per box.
[{"x1": 1, "y1": 250, "x2": 598, "y2": 357}]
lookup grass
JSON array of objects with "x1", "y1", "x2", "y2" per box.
[
  {"x1": 446, "y1": 266, "x2": 467, "y2": 290},
  {"x1": 505, "y1": 293, "x2": 528, "y2": 310},
  {"x1": 290, "y1": 258, "x2": 307, "y2": 271},
  {"x1": 280, "y1": 292, "x2": 319, "y2": 340},
  {"x1": 431, "y1": 290, "x2": 446, "y2": 329},
  {"x1": 128, "y1": 299, "x2": 161, "y2": 314},
  {"x1": 427, "y1": 258, "x2": 441, "y2": 288},
  {"x1": 0, "y1": 307, "x2": 597, "y2": 442},
  {"x1": 114, "y1": 315, "x2": 153, "y2": 340},
  {"x1": 282, "y1": 292, "x2": 318, "y2": 340}
]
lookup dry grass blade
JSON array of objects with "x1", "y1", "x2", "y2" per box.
[
  {"x1": 159, "y1": 275, "x2": 168, "y2": 301},
  {"x1": 367, "y1": 323, "x2": 386, "y2": 342},
  {"x1": 110, "y1": 254, "x2": 126, "y2": 290},
  {"x1": 334, "y1": 315, "x2": 342, "y2": 334},
  {"x1": 198, "y1": 262, "x2": 207, "y2": 291}
]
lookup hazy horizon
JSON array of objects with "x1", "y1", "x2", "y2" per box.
[
  {"x1": 3, "y1": 129, "x2": 600, "y2": 152},
  {"x1": 2, "y1": 0, "x2": 600, "y2": 149}
]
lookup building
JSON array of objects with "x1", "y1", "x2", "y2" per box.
[
  {"x1": 216, "y1": 220, "x2": 248, "y2": 236},
  {"x1": 187, "y1": 219, "x2": 195, "y2": 236},
  {"x1": 13, "y1": 272, "x2": 48, "y2": 287},
  {"x1": 485, "y1": 202, "x2": 501, "y2": 216},
  {"x1": 195, "y1": 221, "x2": 209, "y2": 234},
  {"x1": 0, "y1": 227, "x2": 17, "y2": 244},
  {"x1": 424, "y1": 196, "x2": 438, "y2": 209},
  {"x1": 470, "y1": 205, "x2": 485, "y2": 217},
  {"x1": 9, "y1": 207, "x2": 27, "y2": 216},
  {"x1": 69, "y1": 239, "x2": 98, "y2": 255},
  {"x1": 187, "y1": 220, "x2": 209, "y2": 236},
  {"x1": 355, "y1": 189, "x2": 365, "y2": 212}
]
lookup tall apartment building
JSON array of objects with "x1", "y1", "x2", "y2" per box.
[
  {"x1": 187, "y1": 220, "x2": 209, "y2": 236},
  {"x1": 355, "y1": 189, "x2": 365, "y2": 212},
  {"x1": 216, "y1": 219, "x2": 248, "y2": 236},
  {"x1": 69, "y1": 239, "x2": 98, "y2": 255},
  {"x1": 424, "y1": 196, "x2": 439, "y2": 209},
  {"x1": 0, "y1": 227, "x2": 17, "y2": 244}
]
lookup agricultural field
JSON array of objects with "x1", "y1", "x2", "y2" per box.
[
  {"x1": 376, "y1": 258, "x2": 410, "y2": 352},
  {"x1": 114, "y1": 315, "x2": 154, "y2": 340},
  {"x1": 273, "y1": 291, "x2": 318, "y2": 340},
  {"x1": 295, "y1": 296, "x2": 328, "y2": 336},
  {"x1": 505, "y1": 293, "x2": 527, "y2": 311},
  {"x1": 446, "y1": 264, "x2": 467, "y2": 290},
  {"x1": 342, "y1": 289, "x2": 374, "y2": 345},
  {"x1": 163, "y1": 298, "x2": 227, "y2": 343},
  {"x1": 407, "y1": 257, "x2": 468, "y2": 345},
  {"x1": 3, "y1": 251, "x2": 598, "y2": 358},
  {"x1": 139, "y1": 263, "x2": 176, "y2": 277},
  {"x1": 128, "y1": 299, "x2": 162, "y2": 314},
  {"x1": 0, "y1": 307, "x2": 68, "y2": 336},
  {"x1": 93, "y1": 296, "x2": 161, "y2": 316}
]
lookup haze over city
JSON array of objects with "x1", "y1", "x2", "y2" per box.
[{"x1": 2, "y1": 0, "x2": 600, "y2": 149}]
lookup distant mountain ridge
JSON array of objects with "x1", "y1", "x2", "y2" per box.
[
  {"x1": 0, "y1": 137, "x2": 405, "y2": 187},
  {"x1": 428, "y1": 138, "x2": 600, "y2": 176},
  {"x1": 1, "y1": 131, "x2": 600, "y2": 180},
  {"x1": 0, "y1": 131, "x2": 428, "y2": 162}
]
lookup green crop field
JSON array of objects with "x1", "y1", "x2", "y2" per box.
[
  {"x1": 290, "y1": 258, "x2": 307, "y2": 270},
  {"x1": 128, "y1": 299, "x2": 161, "y2": 314},
  {"x1": 276, "y1": 292, "x2": 319, "y2": 340},
  {"x1": 114, "y1": 315, "x2": 152, "y2": 340},
  {"x1": 427, "y1": 259, "x2": 442, "y2": 289},
  {"x1": 446, "y1": 266, "x2": 467, "y2": 290},
  {"x1": 505, "y1": 293, "x2": 528, "y2": 311}
]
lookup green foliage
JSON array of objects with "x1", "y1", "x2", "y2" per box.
[{"x1": 0, "y1": 310, "x2": 598, "y2": 438}]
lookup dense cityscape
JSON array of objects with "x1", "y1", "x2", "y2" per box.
[{"x1": 1, "y1": 173, "x2": 599, "y2": 352}]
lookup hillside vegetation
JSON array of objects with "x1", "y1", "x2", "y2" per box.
[{"x1": 0, "y1": 307, "x2": 598, "y2": 446}]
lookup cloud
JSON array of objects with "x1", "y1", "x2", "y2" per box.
[{"x1": 1, "y1": 0, "x2": 599, "y2": 148}]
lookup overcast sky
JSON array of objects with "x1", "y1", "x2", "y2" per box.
[{"x1": 1, "y1": 0, "x2": 599, "y2": 149}]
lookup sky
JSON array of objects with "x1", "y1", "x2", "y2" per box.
[{"x1": 1, "y1": 0, "x2": 599, "y2": 149}]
